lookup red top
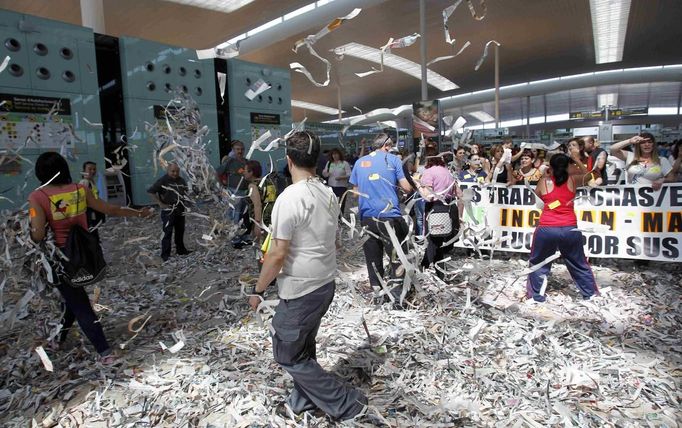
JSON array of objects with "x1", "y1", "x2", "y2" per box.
[
  {"x1": 538, "y1": 177, "x2": 577, "y2": 227},
  {"x1": 29, "y1": 184, "x2": 88, "y2": 247}
]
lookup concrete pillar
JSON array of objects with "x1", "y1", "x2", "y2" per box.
[{"x1": 80, "y1": 0, "x2": 105, "y2": 33}]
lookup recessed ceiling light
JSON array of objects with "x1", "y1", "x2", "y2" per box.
[
  {"x1": 468, "y1": 110, "x2": 495, "y2": 122},
  {"x1": 331, "y1": 42, "x2": 458, "y2": 92},
  {"x1": 161, "y1": 0, "x2": 257, "y2": 13},
  {"x1": 292, "y1": 100, "x2": 345, "y2": 115},
  {"x1": 589, "y1": 0, "x2": 632, "y2": 64}
]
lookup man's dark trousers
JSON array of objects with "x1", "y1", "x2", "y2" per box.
[
  {"x1": 271, "y1": 281, "x2": 366, "y2": 420},
  {"x1": 160, "y1": 208, "x2": 187, "y2": 259}
]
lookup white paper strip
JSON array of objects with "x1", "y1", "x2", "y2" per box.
[{"x1": 35, "y1": 346, "x2": 53, "y2": 372}]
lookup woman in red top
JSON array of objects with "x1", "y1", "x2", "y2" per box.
[
  {"x1": 526, "y1": 153, "x2": 598, "y2": 303},
  {"x1": 28, "y1": 152, "x2": 152, "y2": 361}
]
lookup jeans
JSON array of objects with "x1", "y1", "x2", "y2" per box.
[
  {"x1": 526, "y1": 226, "x2": 599, "y2": 302},
  {"x1": 56, "y1": 281, "x2": 110, "y2": 355},
  {"x1": 331, "y1": 186, "x2": 348, "y2": 216},
  {"x1": 414, "y1": 197, "x2": 425, "y2": 236},
  {"x1": 161, "y1": 208, "x2": 187, "y2": 259},
  {"x1": 272, "y1": 281, "x2": 366, "y2": 419},
  {"x1": 227, "y1": 189, "x2": 247, "y2": 225}
]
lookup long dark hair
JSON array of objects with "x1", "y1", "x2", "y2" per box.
[
  {"x1": 35, "y1": 152, "x2": 72, "y2": 185},
  {"x1": 550, "y1": 153, "x2": 570, "y2": 186}
]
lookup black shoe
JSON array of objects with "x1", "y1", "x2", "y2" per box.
[
  {"x1": 161, "y1": 255, "x2": 170, "y2": 262},
  {"x1": 177, "y1": 249, "x2": 192, "y2": 256}
]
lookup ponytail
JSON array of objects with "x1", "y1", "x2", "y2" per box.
[{"x1": 550, "y1": 153, "x2": 570, "y2": 186}]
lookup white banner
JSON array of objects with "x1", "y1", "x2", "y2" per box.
[{"x1": 455, "y1": 183, "x2": 682, "y2": 262}]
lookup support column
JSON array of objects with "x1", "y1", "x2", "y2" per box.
[
  {"x1": 419, "y1": 0, "x2": 428, "y2": 101},
  {"x1": 526, "y1": 96, "x2": 531, "y2": 138},
  {"x1": 494, "y1": 44, "x2": 500, "y2": 128},
  {"x1": 80, "y1": 0, "x2": 106, "y2": 33}
]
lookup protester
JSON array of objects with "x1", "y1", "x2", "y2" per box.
[
  {"x1": 470, "y1": 143, "x2": 491, "y2": 173},
  {"x1": 459, "y1": 154, "x2": 487, "y2": 184},
  {"x1": 582, "y1": 136, "x2": 608, "y2": 185},
  {"x1": 79, "y1": 161, "x2": 106, "y2": 240},
  {"x1": 147, "y1": 163, "x2": 191, "y2": 261},
  {"x1": 350, "y1": 133, "x2": 413, "y2": 305},
  {"x1": 486, "y1": 144, "x2": 513, "y2": 184},
  {"x1": 232, "y1": 160, "x2": 269, "y2": 248},
  {"x1": 216, "y1": 140, "x2": 248, "y2": 224},
  {"x1": 566, "y1": 138, "x2": 589, "y2": 171},
  {"x1": 416, "y1": 154, "x2": 461, "y2": 275},
  {"x1": 322, "y1": 148, "x2": 352, "y2": 215},
  {"x1": 452, "y1": 147, "x2": 467, "y2": 174},
  {"x1": 526, "y1": 153, "x2": 599, "y2": 303},
  {"x1": 28, "y1": 152, "x2": 152, "y2": 361},
  {"x1": 503, "y1": 137, "x2": 524, "y2": 164},
  {"x1": 512, "y1": 149, "x2": 543, "y2": 184},
  {"x1": 247, "y1": 131, "x2": 367, "y2": 420},
  {"x1": 609, "y1": 133, "x2": 681, "y2": 190}
]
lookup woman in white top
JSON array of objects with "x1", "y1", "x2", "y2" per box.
[
  {"x1": 322, "y1": 148, "x2": 352, "y2": 215},
  {"x1": 610, "y1": 133, "x2": 681, "y2": 190}
]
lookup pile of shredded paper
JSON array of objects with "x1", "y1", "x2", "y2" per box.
[{"x1": 0, "y1": 209, "x2": 680, "y2": 427}]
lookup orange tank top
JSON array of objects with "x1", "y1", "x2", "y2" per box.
[
  {"x1": 30, "y1": 184, "x2": 88, "y2": 247},
  {"x1": 538, "y1": 177, "x2": 577, "y2": 227}
]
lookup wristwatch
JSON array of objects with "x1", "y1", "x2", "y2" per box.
[{"x1": 250, "y1": 286, "x2": 264, "y2": 296}]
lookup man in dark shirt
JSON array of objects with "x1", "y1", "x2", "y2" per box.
[
  {"x1": 148, "y1": 163, "x2": 190, "y2": 261},
  {"x1": 216, "y1": 140, "x2": 248, "y2": 224},
  {"x1": 583, "y1": 136, "x2": 608, "y2": 185}
]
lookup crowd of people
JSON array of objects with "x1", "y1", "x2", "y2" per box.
[{"x1": 27, "y1": 130, "x2": 681, "y2": 421}]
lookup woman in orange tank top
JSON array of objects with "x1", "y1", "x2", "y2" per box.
[
  {"x1": 526, "y1": 154, "x2": 599, "y2": 303},
  {"x1": 28, "y1": 152, "x2": 153, "y2": 363}
]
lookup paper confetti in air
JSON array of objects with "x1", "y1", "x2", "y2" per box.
[{"x1": 290, "y1": 8, "x2": 362, "y2": 87}]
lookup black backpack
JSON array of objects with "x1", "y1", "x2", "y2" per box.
[{"x1": 60, "y1": 223, "x2": 106, "y2": 287}]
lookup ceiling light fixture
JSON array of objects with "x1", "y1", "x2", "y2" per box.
[
  {"x1": 292, "y1": 100, "x2": 345, "y2": 115},
  {"x1": 161, "y1": 0, "x2": 257, "y2": 14},
  {"x1": 598, "y1": 93, "x2": 618, "y2": 107},
  {"x1": 589, "y1": 0, "x2": 632, "y2": 64},
  {"x1": 332, "y1": 42, "x2": 458, "y2": 92},
  {"x1": 468, "y1": 110, "x2": 495, "y2": 122}
]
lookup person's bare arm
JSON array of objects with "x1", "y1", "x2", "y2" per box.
[
  {"x1": 249, "y1": 184, "x2": 263, "y2": 238},
  {"x1": 87, "y1": 188, "x2": 152, "y2": 218},
  {"x1": 664, "y1": 156, "x2": 681, "y2": 182},
  {"x1": 398, "y1": 178, "x2": 413, "y2": 193},
  {"x1": 28, "y1": 197, "x2": 47, "y2": 242},
  {"x1": 249, "y1": 238, "x2": 290, "y2": 309},
  {"x1": 610, "y1": 135, "x2": 648, "y2": 161}
]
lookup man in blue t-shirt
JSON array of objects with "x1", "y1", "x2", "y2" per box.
[{"x1": 350, "y1": 134, "x2": 413, "y2": 306}]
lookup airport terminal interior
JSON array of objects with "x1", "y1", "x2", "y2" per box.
[{"x1": 0, "y1": 0, "x2": 680, "y2": 426}]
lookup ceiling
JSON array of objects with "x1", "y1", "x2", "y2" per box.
[{"x1": 2, "y1": 0, "x2": 682, "y2": 123}]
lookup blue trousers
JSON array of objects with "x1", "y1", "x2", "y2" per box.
[
  {"x1": 272, "y1": 281, "x2": 366, "y2": 420},
  {"x1": 414, "y1": 197, "x2": 425, "y2": 236},
  {"x1": 527, "y1": 226, "x2": 598, "y2": 302}
]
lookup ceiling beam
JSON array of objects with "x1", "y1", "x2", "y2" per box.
[
  {"x1": 440, "y1": 65, "x2": 682, "y2": 110},
  {"x1": 236, "y1": 0, "x2": 388, "y2": 56}
]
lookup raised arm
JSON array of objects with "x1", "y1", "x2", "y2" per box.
[{"x1": 610, "y1": 135, "x2": 648, "y2": 161}]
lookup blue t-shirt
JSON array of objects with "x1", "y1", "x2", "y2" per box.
[{"x1": 350, "y1": 151, "x2": 405, "y2": 219}]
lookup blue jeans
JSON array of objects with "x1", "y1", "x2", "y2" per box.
[
  {"x1": 227, "y1": 189, "x2": 247, "y2": 224},
  {"x1": 527, "y1": 226, "x2": 598, "y2": 302},
  {"x1": 414, "y1": 197, "x2": 425, "y2": 236}
]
